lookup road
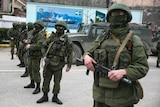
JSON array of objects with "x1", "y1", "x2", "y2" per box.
[{"x1": 0, "y1": 47, "x2": 160, "y2": 107}]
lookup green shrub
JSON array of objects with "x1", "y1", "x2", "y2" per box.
[{"x1": 0, "y1": 28, "x2": 9, "y2": 44}]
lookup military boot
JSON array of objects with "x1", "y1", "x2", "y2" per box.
[
  {"x1": 32, "y1": 82, "x2": 40, "y2": 94},
  {"x1": 17, "y1": 62, "x2": 22, "y2": 66},
  {"x1": 52, "y1": 94, "x2": 63, "y2": 105},
  {"x1": 21, "y1": 68, "x2": 29, "y2": 77},
  {"x1": 36, "y1": 92, "x2": 48, "y2": 103},
  {"x1": 19, "y1": 62, "x2": 25, "y2": 67},
  {"x1": 11, "y1": 54, "x2": 14, "y2": 60},
  {"x1": 156, "y1": 61, "x2": 159, "y2": 67},
  {"x1": 24, "y1": 80, "x2": 35, "y2": 88}
]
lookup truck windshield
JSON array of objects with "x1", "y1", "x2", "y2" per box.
[{"x1": 78, "y1": 25, "x2": 89, "y2": 33}]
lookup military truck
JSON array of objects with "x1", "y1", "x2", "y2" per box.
[{"x1": 67, "y1": 22, "x2": 153, "y2": 63}]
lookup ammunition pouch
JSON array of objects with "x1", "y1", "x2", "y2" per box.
[
  {"x1": 134, "y1": 80, "x2": 143, "y2": 99},
  {"x1": 108, "y1": 48, "x2": 117, "y2": 68},
  {"x1": 93, "y1": 49, "x2": 107, "y2": 64}
]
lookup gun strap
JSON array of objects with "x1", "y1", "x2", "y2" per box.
[
  {"x1": 44, "y1": 34, "x2": 65, "y2": 57},
  {"x1": 112, "y1": 31, "x2": 133, "y2": 67},
  {"x1": 44, "y1": 41, "x2": 54, "y2": 57}
]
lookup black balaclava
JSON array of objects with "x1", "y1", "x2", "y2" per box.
[
  {"x1": 33, "y1": 24, "x2": 43, "y2": 35},
  {"x1": 56, "y1": 25, "x2": 65, "y2": 36},
  {"x1": 109, "y1": 10, "x2": 130, "y2": 38}
]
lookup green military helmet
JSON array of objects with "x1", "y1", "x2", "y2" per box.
[
  {"x1": 21, "y1": 22, "x2": 26, "y2": 27},
  {"x1": 106, "y1": 3, "x2": 132, "y2": 22},
  {"x1": 12, "y1": 22, "x2": 18, "y2": 26},
  {"x1": 55, "y1": 21, "x2": 67, "y2": 30},
  {"x1": 27, "y1": 22, "x2": 34, "y2": 30},
  {"x1": 34, "y1": 20, "x2": 44, "y2": 28}
]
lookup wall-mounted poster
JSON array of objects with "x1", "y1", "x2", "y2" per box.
[{"x1": 36, "y1": 6, "x2": 83, "y2": 29}]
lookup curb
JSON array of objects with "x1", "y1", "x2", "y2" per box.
[{"x1": 0, "y1": 44, "x2": 10, "y2": 47}]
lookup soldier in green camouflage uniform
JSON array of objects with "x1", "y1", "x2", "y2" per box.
[
  {"x1": 7, "y1": 22, "x2": 21, "y2": 59},
  {"x1": 36, "y1": 21, "x2": 73, "y2": 104},
  {"x1": 24, "y1": 20, "x2": 46, "y2": 94},
  {"x1": 17, "y1": 22, "x2": 27, "y2": 67},
  {"x1": 21, "y1": 22, "x2": 34, "y2": 77},
  {"x1": 83, "y1": 3, "x2": 149, "y2": 107}
]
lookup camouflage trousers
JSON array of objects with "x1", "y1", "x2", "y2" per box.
[
  {"x1": 42, "y1": 66, "x2": 62, "y2": 94},
  {"x1": 10, "y1": 40, "x2": 16, "y2": 55},
  {"x1": 28, "y1": 57, "x2": 41, "y2": 83}
]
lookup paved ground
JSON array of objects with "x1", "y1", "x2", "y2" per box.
[{"x1": 0, "y1": 47, "x2": 160, "y2": 107}]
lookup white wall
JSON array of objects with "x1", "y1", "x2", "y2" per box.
[
  {"x1": 0, "y1": 15, "x2": 26, "y2": 28},
  {"x1": 26, "y1": 2, "x2": 143, "y2": 33}
]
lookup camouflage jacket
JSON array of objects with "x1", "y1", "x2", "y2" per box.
[{"x1": 41, "y1": 32, "x2": 73, "y2": 68}]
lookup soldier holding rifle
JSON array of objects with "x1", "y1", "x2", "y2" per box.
[
  {"x1": 24, "y1": 20, "x2": 46, "y2": 94},
  {"x1": 83, "y1": 3, "x2": 149, "y2": 107},
  {"x1": 37, "y1": 21, "x2": 73, "y2": 105}
]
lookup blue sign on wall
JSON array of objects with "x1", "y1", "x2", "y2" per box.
[{"x1": 36, "y1": 6, "x2": 83, "y2": 29}]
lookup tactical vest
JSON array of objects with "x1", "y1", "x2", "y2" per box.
[
  {"x1": 47, "y1": 34, "x2": 68, "y2": 66},
  {"x1": 93, "y1": 32, "x2": 132, "y2": 88}
]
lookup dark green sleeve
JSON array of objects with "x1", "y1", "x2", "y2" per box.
[
  {"x1": 126, "y1": 35, "x2": 149, "y2": 81},
  {"x1": 30, "y1": 34, "x2": 46, "y2": 52},
  {"x1": 66, "y1": 38, "x2": 73, "y2": 68}
]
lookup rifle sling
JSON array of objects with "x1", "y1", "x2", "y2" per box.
[{"x1": 112, "y1": 31, "x2": 133, "y2": 67}]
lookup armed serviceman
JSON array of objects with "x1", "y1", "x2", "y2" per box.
[
  {"x1": 17, "y1": 22, "x2": 27, "y2": 67},
  {"x1": 83, "y1": 3, "x2": 149, "y2": 107},
  {"x1": 24, "y1": 20, "x2": 46, "y2": 94},
  {"x1": 7, "y1": 22, "x2": 21, "y2": 59},
  {"x1": 20, "y1": 22, "x2": 34, "y2": 77},
  {"x1": 36, "y1": 21, "x2": 73, "y2": 105}
]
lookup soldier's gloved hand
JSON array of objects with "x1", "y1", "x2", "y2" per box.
[
  {"x1": 84, "y1": 55, "x2": 97, "y2": 72},
  {"x1": 108, "y1": 69, "x2": 127, "y2": 81}
]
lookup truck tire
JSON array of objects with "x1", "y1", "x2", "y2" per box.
[{"x1": 72, "y1": 44, "x2": 82, "y2": 64}]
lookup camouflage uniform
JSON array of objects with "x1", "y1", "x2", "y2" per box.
[
  {"x1": 83, "y1": 3, "x2": 149, "y2": 107},
  {"x1": 7, "y1": 22, "x2": 21, "y2": 59},
  {"x1": 24, "y1": 20, "x2": 46, "y2": 94},
  {"x1": 21, "y1": 22, "x2": 34, "y2": 77},
  {"x1": 37, "y1": 21, "x2": 73, "y2": 104},
  {"x1": 17, "y1": 22, "x2": 27, "y2": 67}
]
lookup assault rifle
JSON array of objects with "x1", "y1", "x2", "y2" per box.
[{"x1": 76, "y1": 58, "x2": 132, "y2": 85}]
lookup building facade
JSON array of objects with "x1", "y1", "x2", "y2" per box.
[{"x1": 0, "y1": 0, "x2": 26, "y2": 17}]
